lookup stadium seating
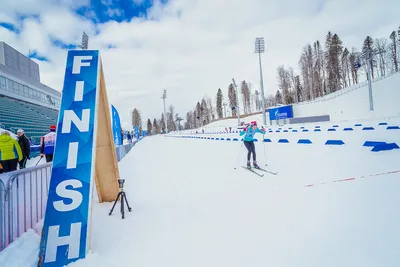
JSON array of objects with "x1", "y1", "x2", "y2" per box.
[{"x1": 0, "y1": 96, "x2": 58, "y2": 142}]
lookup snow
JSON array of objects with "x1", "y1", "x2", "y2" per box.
[
  {"x1": 0, "y1": 220, "x2": 43, "y2": 267},
  {"x1": 293, "y1": 73, "x2": 400, "y2": 121},
  {"x1": 2, "y1": 117, "x2": 400, "y2": 266}
]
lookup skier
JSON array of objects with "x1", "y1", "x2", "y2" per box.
[{"x1": 240, "y1": 121, "x2": 265, "y2": 169}]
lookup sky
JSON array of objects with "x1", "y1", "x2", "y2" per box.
[{"x1": 0, "y1": 0, "x2": 399, "y2": 128}]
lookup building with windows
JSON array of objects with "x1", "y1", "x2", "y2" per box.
[{"x1": 0, "y1": 41, "x2": 61, "y2": 143}]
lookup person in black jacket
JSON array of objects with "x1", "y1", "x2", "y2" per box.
[{"x1": 17, "y1": 129, "x2": 30, "y2": 169}]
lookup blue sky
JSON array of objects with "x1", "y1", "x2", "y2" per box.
[
  {"x1": 0, "y1": 0, "x2": 169, "y2": 59},
  {"x1": 75, "y1": 0, "x2": 169, "y2": 23}
]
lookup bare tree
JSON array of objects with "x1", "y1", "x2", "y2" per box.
[
  {"x1": 389, "y1": 31, "x2": 398, "y2": 73},
  {"x1": 375, "y1": 38, "x2": 387, "y2": 77},
  {"x1": 206, "y1": 96, "x2": 215, "y2": 120},
  {"x1": 349, "y1": 48, "x2": 360, "y2": 84}
]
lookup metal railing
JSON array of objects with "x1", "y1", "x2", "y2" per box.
[
  {"x1": 0, "y1": 179, "x2": 6, "y2": 251},
  {"x1": 0, "y1": 163, "x2": 52, "y2": 251},
  {"x1": 0, "y1": 141, "x2": 141, "y2": 252}
]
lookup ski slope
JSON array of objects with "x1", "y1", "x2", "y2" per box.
[{"x1": 1, "y1": 118, "x2": 400, "y2": 267}]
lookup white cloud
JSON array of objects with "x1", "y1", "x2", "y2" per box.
[{"x1": 0, "y1": 0, "x2": 399, "y2": 129}]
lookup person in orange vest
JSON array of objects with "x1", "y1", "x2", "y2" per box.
[{"x1": 40, "y1": 125, "x2": 56, "y2": 163}]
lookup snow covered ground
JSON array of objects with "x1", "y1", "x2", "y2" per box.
[{"x1": 1, "y1": 117, "x2": 400, "y2": 267}]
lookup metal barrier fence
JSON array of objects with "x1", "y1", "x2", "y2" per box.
[
  {"x1": 0, "y1": 141, "x2": 141, "y2": 252},
  {"x1": 0, "y1": 179, "x2": 6, "y2": 251},
  {"x1": 0, "y1": 163, "x2": 52, "y2": 251}
]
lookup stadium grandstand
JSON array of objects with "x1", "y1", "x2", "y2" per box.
[{"x1": 0, "y1": 41, "x2": 60, "y2": 149}]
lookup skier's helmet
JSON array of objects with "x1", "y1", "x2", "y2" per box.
[{"x1": 250, "y1": 121, "x2": 257, "y2": 127}]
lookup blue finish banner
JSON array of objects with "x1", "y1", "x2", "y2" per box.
[
  {"x1": 38, "y1": 50, "x2": 100, "y2": 266},
  {"x1": 111, "y1": 105, "x2": 122, "y2": 146},
  {"x1": 269, "y1": 105, "x2": 294, "y2": 120}
]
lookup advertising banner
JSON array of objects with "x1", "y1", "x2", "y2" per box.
[{"x1": 269, "y1": 105, "x2": 294, "y2": 120}]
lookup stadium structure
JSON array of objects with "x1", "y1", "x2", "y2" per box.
[{"x1": 0, "y1": 41, "x2": 60, "y2": 145}]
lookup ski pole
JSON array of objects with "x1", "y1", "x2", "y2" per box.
[
  {"x1": 35, "y1": 157, "x2": 42, "y2": 166},
  {"x1": 262, "y1": 133, "x2": 267, "y2": 166}
]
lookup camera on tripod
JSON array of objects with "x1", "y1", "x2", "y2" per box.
[
  {"x1": 118, "y1": 179, "x2": 125, "y2": 190},
  {"x1": 109, "y1": 178, "x2": 132, "y2": 219}
]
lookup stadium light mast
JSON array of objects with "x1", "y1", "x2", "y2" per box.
[
  {"x1": 232, "y1": 78, "x2": 241, "y2": 125},
  {"x1": 255, "y1": 37, "x2": 267, "y2": 125},
  {"x1": 79, "y1": 31, "x2": 89, "y2": 50},
  {"x1": 359, "y1": 48, "x2": 384, "y2": 111},
  {"x1": 162, "y1": 89, "x2": 168, "y2": 133}
]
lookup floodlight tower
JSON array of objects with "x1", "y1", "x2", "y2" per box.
[
  {"x1": 162, "y1": 89, "x2": 168, "y2": 133},
  {"x1": 79, "y1": 31, "x2": 89, "y2": 50},
  {"x1": 360, "y1": 48, "x2": 384, "y2": 111},
  {"x1": 255, "y1": 37, "x2": 267, "y2": 125}
]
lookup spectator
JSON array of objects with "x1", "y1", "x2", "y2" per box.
[
  {"x1": 0, "y1": 131, "x2": 22, "y2": 173},
  {"x1": 17, "y1": 129, "x2": 30, "y2": 169},
  {"x1": 127, "y1": 132, "x2": 132, "y2": 143},
  {"x1": 40, "y1": 125, "x2": 56, "y2": 163}
]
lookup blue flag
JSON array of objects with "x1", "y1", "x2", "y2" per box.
[
  {"x1": 111, "y1": 105, "x2": 122, "y2": 146},
  {"x1": 134, "y1": 125, "x2": 139, "y2": 139}
]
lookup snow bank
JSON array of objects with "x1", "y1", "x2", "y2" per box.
[{"x1": 0, "y1": 220, "x2": 43, "y2": 267}]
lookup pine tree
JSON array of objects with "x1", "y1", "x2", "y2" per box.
[
  {"x1": 240, "y1": 81, "x2": 251, "y2": 114},
  {"x1": 389, "y1": 31, "x2": 398, "y2": 73},
  {"x1": 131, "y1": 108, "x2": 142, "y2": 128},
  {"x1": 216, "y1": 88, "x2": 224, "y2": 119},
  {"x1": 196, "y1": 102, "x2": 201, "y2": 123},
  {"x1": 186, "y1": 112, "x2": 193, "y2": 129},
  {"x1": 153, "y1": 118, "x2": 159, "y2": 134},
  {"x1": 362, "y1": 36, "x2": 375, "y2": 79},
  {"x1": 147, "y1": 119, "x2": 152, "y2": 135},
  {"x1": 193, "y1": 110, "x2": 198, "y2": 128},
  {"x1": 201, "y1": 98, "x2": 209, "y2": 125},
  {"x1": 228, "y1": 83, "x2": 237, "y2": 116},
  {"x1": 167, "y1": 105, "x2": 176, "y2": 132},
  {"x1": 160, "y1": 113, "x2": 166, "y2": 133},
  {"x1": 275, "y1": 90, "x2": 283, "y2": 104}
]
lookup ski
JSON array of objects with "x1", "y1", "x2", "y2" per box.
[
  {"x1": 242, "y1": 166, "x2": 264, "y2": 177},
  {"x1": 255, "y1": 167, "x2": 278, "y2": 175}
]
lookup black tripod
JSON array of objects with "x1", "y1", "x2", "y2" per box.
[{"x1": 109, "y1": 179, "x2": 132, "y2": 219}]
